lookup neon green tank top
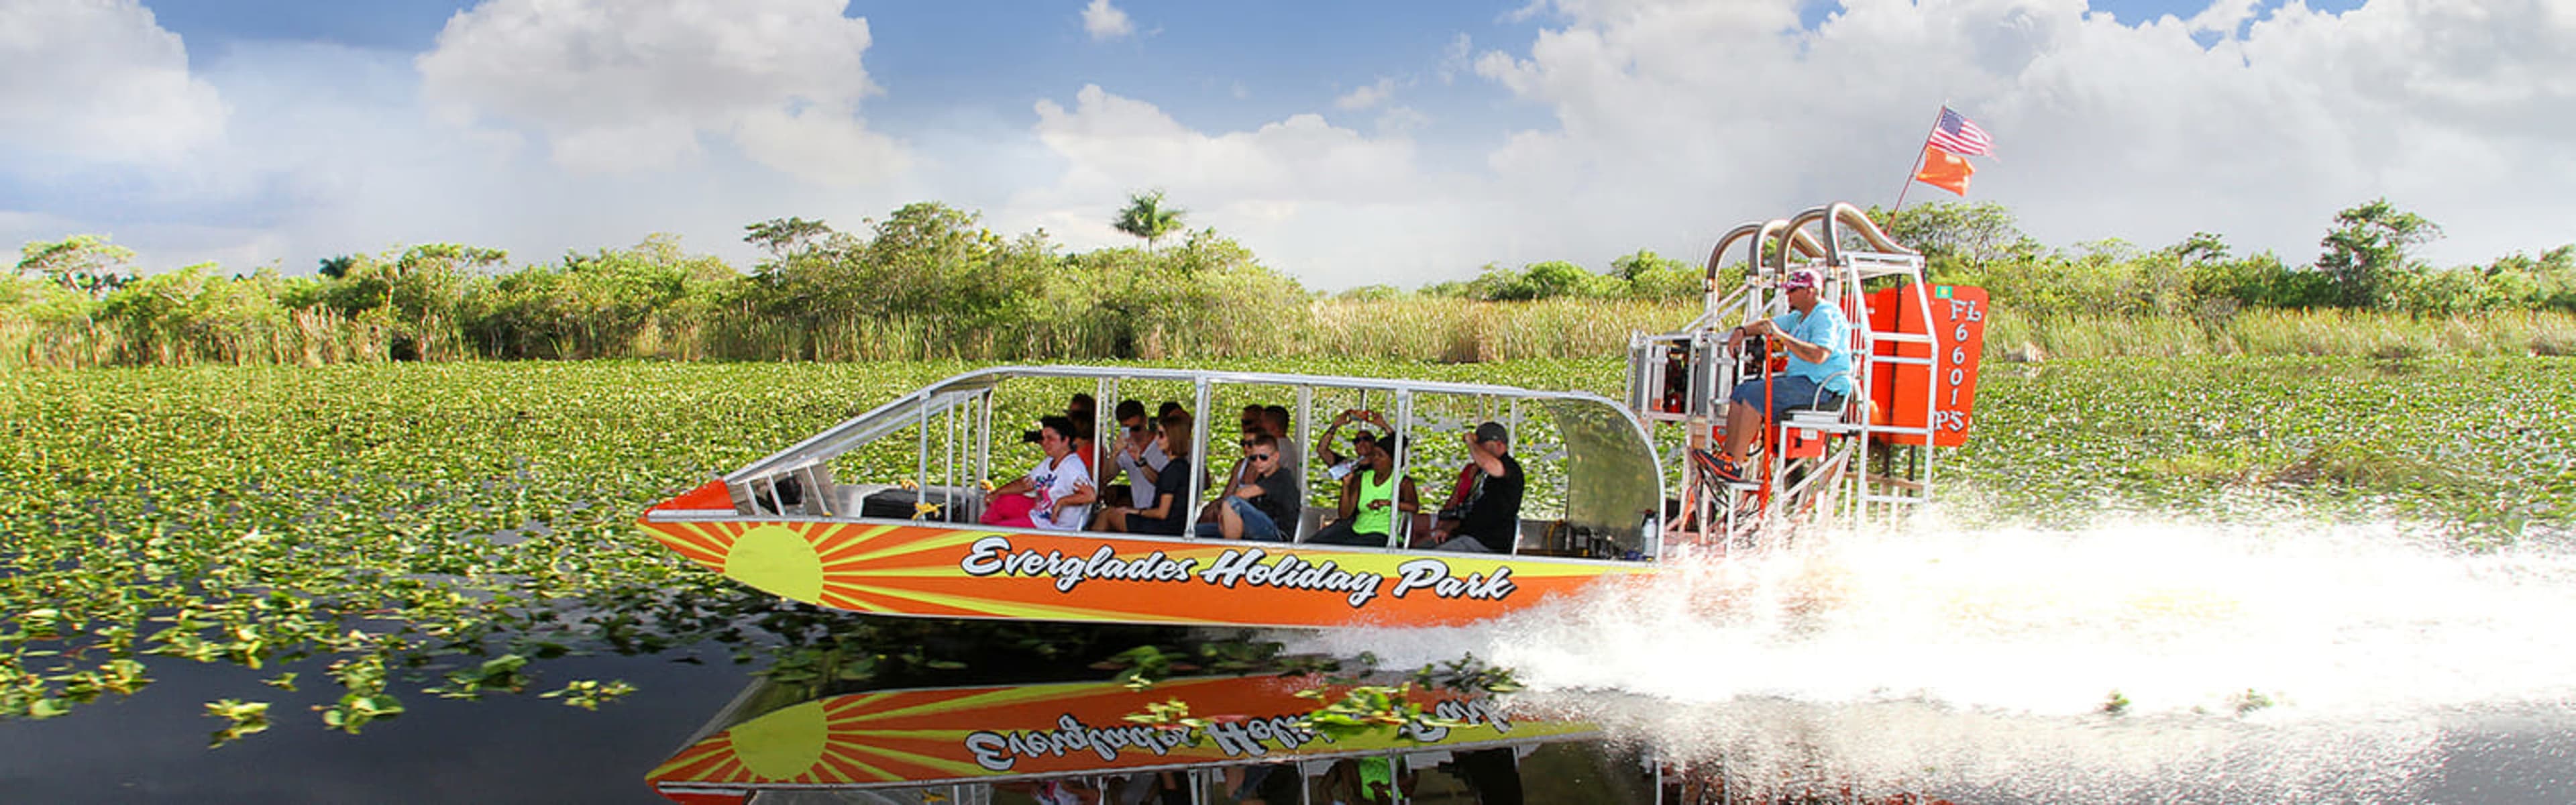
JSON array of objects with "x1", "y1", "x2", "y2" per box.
[{"x1": 1352, "y1": 467, "x2": 1397, "y2": 536}]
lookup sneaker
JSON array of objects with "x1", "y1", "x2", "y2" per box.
[{"x1": 1693, "y1": 449, "x2": 1749, "y2": 484}]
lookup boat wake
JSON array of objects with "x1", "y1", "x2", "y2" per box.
[{"x1": 1289, "y1": 513, "x2": 2576, "y2": 800}]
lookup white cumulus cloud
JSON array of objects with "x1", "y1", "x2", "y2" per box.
[
  {"x1": 1083, "y1": 0, "x2": 1136, "y2": 41},
  {"x1": 1336, "y1": 77, "x2": 1399, "y2": 110},
  {"x1": 1448, "y1": 0, "x2": 2576, "y2": 271},
  {"x1": 415, "y1": 0, "x2": 906, "y2": 185},
  {"x1": 0, "y1": 0, "x2": 225, "y2": 164},
  {"x1": 1002, "y1": 85, "x2": 1489, "y2": 286}
]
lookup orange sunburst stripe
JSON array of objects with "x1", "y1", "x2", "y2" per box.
[
  {"x1": 676, "y1": 757, "x2": 746, "y2": 784},
  {"x1": 647, "y1": 741, "x2": 741, "y2": 780},
  {"x1": 840, "y1": 584, "x2": 1201, "y2": 623},
  {"x1": 816, "y1": 589, "x2": 884, "y2": 612},
  {"x1": 662, "y1": 546, "x2": 726, "y2": 568},
  {"x1": 810, "y1": 524, "x2": 914, "y2": 563},
  {"x1": 821, "y1": 739, "x2": 995, "y2": 780},
  {"x1": 817, "y1": 545, "x2": 980, "y2": 570},
  {"x1": 651, "y1": 525, "x2": 737, "y2": 565},
  {"x1": 827, "y1": 589, "x2": 1002, "y2": 619},
  {"x1": 818, "y1": 527, "x2": 993, "y2": 566},
  {"x1": 824, "y1": 734, "x2": 969, "y2": 762},
  {"x1": 808, "y1": 523, "x2": 880, "y2": 549},
  {"x1": 812, "y1": 743, "x2": 914, "y2": 784},
  {"x1": 822, "y1": 566, "x2": 1008, "y2": 580},
  {"x1": 824, "y1": 684, "x2": 1106, "y2": 724},
  {"x1": 818, "y1": 692, "x2": 907, "y2": 716}
]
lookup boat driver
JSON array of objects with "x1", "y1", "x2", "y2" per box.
[{"x1": 1707, "y1": 267, "x2": 1852, "y2": 482}]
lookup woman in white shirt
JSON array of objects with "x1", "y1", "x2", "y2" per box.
[{"x1": 978, "y1": 415, "x2": 1095, "y2": 530}]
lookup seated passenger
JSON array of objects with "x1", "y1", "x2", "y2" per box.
[
  {"x1": 1194, "y1": 433, "x2": 1297, "y2": 542},
  {"x1": 1421, "y1": 421, "x2": 1523, "y2": 553},
  {"x1": 1311, "y1": 434, "x2": 1419, "y2": 547},
  {"x1": 978, "y1": 415, "x2": 1095, "y2": 531},
  {"x1": 1100, "y1": 398, "x2": 1165, "y2": 508},
  {"x1": 1261, "y1": 405, "x2": 1303, "y2": 475},
  {"x1": 1067, "y1": 392, "x2": 1100, "y2": 471},
  {"x1": 1199, "y1": 403, "x2": 1293, "y2": 525},
  {"x1": 1097, "y1": 411, "x2": 1194, "y2": 535},
  {"x1": 1313, "y1": 408, "x2": 1391, "y2": 481}
]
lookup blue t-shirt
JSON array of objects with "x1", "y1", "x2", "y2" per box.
[{"x1": 1772, "y1": 303, "x2": 1853, "y2": 396}]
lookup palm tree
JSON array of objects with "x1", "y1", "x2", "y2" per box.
[{"x1": 1112, "y1": 191, "x2": 1185, "y2": 248}]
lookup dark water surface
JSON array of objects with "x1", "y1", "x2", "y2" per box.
[
  {"x1": 6, "y1": 639, "x2": 2576, "y2": 804},
  {"x1": 0, "y1": 651, "x2": 747, "y2": 803}
]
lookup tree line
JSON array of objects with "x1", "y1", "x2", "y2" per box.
[
  {"x1": 5, "y1": 195, "x2": 2570, "y2": 367},
  {"x1": 1383, "y1": 199, "x2": 2575, "y2": 317}
]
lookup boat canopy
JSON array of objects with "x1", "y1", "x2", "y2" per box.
[{"x1": 720, "y1": 365, "x2": 1666, "y2": 556}]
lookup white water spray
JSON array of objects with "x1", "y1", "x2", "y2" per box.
[{"x1": 1294, "y1": 514, "x2": 2576, "y2": 800}]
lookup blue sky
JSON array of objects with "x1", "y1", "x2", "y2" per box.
[{"x1": 1, "y1": 0, "x2": 2554, "y2": 288}]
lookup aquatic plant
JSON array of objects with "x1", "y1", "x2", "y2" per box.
[{"x1": 1, "y1": 357, "x2": 2565, "y2": 745}]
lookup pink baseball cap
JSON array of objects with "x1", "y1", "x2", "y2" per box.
[{"x1": 1782, "y1": 268, "x2": 1822, "y2": 290}]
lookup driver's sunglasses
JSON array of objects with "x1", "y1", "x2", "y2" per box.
[{"x1": 1248, "y1": 453, "x2": 1276, "y2": 462}]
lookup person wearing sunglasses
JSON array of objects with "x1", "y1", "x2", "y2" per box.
[
  {"x1": 1313, "y1": 408, "x2": 1390, "y2": 482},
  {"x1": 1311, "y1": 433, "x2": 1419, "y2": 548},
  {"x1": 1705, "y1": 267, "x2": 1851, "y2": 484},
  {"x1": 1097, "y1": 410, "x2": 1194, "y2": 536},
  {"x1": 1098, "y1": 398, "x2": 1167, "y2": 511},
  {"x1": 1193, "y1": 433, "x2": 1297, "y2": 541}
]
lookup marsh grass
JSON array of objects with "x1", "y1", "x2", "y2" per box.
[
  {"x1": 1987, "y1": 309, "x2": 2576, "y2": 360},
  {"x1": 9, "y1": 297, "x2": 2576, "y2": 368},
  {"x1": 1305, "y1": 298, "x2": 1695, "y2": 362},
  {"x1": 2265, "y1": 440, "x2": 2467, "y2": 490}
]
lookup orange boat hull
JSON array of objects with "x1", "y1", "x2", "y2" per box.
[{"x1": 638, "y1": 513, "x2": 1650, "y2": 629}]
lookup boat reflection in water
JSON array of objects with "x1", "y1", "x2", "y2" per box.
[{"x1": 644, "y1": 669, "x2": 1654, "y2": 804}]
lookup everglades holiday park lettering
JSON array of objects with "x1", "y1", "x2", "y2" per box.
[
  {"x1": 963, "y1": 697, "x2": 1515, "y2": 771},
  {"x1": 957, "y1": 536, "x2": 1515, "y2": 608}
]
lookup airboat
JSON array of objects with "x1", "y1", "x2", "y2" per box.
[{"x1": 637, "y1": 203, "x2": 1986, "y2": 629}]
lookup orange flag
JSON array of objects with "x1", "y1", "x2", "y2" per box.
[{"x1": 1915, "y1": 144, "x2": 1974, "y2": 195}]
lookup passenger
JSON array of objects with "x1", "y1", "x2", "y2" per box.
[
  {"x1": 1422, "y1": 421, "x2": 1523, "y2": 553},
  {"x1": 1224, "y1": 762, "x2": 1299, "y2": 805},
  {"x1": 1067, "y1": 392, "x2": 1100, "y2": 470},
  {"x1": 1097, "y1": 411, "x2": 1193, "y2": 535},
  {"x1": 1261, "y1": 405, "x2": 1303, "y2": 473},
  {"x1": 1200, "y1": 403, "x2": 1289, "y2": 525},
  {"x1": 1236, "y1": 403, "x2": 1265, "y2": 443},
  {"x1": 1193, "y1": 433, "x2": 1297, "y2": 542},
  {"x1": 977, "y1": 415, "x2": 1095, "y2": 531},
  {"x1": 1311, "y1": 433, "x2": 1419, "y2": 547},
  {"x1": 1099, "y1": 398, "x2": 1165, "y2": 509},
  {"x1": 1443, "y1": 747, "x2": 1524, "y2": 805},
  {"x1": 1313, "y1": 408, "x2": 1391, "y2": 481},
  {"x1": 1707, "y1": 267, "x2": 1851, "y2": 482}
]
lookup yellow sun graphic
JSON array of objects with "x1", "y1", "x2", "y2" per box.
[{"x1": 723, "y1": 525, "x2": 826, "y2": 602}]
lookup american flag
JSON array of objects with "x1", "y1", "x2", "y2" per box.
[{"x1": 1925, "y1": 107, "x2": 1993, "y2": 157}]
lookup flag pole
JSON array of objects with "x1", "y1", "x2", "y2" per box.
[{"x1": 1890, "y1": 103, "x2": 1949, "y2": 213}]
